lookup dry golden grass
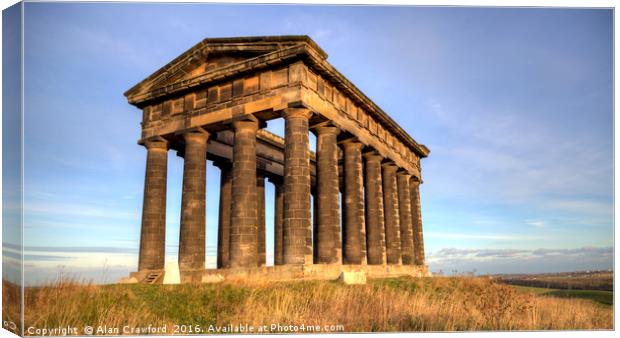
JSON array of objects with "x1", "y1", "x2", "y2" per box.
[{"x1": 14, "y1": 276, "x2": 612, "y2": 334}]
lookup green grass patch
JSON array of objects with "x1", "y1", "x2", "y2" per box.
[
  {"x1": 510, "y1": 285, "x2": 613, "y2": 306},
  {"x1": 545, "y1": 290, "x2": 613, "y2": 306}
]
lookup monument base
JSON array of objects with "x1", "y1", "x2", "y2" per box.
[
  {"x1": 123, "y1": 264, "x2": 431, "y2": 284},
  {"x1": 202, "y1": 264, "x2": 430, "y2": 284}
]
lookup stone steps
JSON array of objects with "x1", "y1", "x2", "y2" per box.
[{"x1": 143, "y1": 272, "x2": 163, "y2": 284}]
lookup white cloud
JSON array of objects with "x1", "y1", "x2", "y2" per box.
[{"x1": 525, "y1": 219, "x2": 546, "y2": 228}]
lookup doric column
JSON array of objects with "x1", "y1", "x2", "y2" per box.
[
  {"x1": 410, "y1": 177, "x2": 426, "y2": 266},
  {"x1": 178, "y1": 129, "x2": 209, "y2": 271},
  {"x1": 314, "y1": 126, "x2": 341, "y2": 264},
  {"x1": 138, "y1": 137, "x2": 168, "y2": 272},
  {"x1": 257, "y1": 174, "x2": 266, "y2": 267},
  {"x1": 363, "y1": 152, "x2": 386, "y2": 265},
  {"x1": 214, "y1": 160, "x2": 232, "y2": 269},
  {"x1": 282, "y1": 108, "x2": 312, "y2": 265},
  {"x1": 382, "y1": 163, "x2": 401, "y2": 265},
  {"x1": 270, "y1": 177, "x2": 284, "y2": 265},
  {"x1": 397, "y1": 172, "x2": 414, "y2": 265},
  {"x1": 342, "y1": 141, "x2": 365, "y2": 265},
  {"x1": 229, "y1": 119, "x2": 259, "y2": 268}
]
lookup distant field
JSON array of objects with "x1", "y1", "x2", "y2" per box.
[
  {"x1": 6, "y1": 276, "x2": 612, "y2": 334},
  {"x1": 498, "y1": 270, "x2": 612, "y2": 291},
  {"x1": 512, "y1": 285, "x2": 613, "y2": 306}
]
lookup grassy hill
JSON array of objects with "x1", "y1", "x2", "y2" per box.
[{"x1": 10, "y1": 276, "x2": 613, "y2": 334}]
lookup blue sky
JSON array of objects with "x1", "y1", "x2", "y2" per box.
[{"x1": 14, "y1": 3, "x2": 612, "y2": 284}]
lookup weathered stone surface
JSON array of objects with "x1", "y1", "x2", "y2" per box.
[
  {"x1": 364, "y1": 152, "x2": 386, "y2": 265},
  {"x1": 208, "y1": 129, "x2": 318, "y2": 186},
  {"x1": 138, "y1": 138, "x2": 168, "y2": 272},
  {"x1": 230, "y1": 120, "x2": 259, "y2": 268},
  {"x1": 342, "y1": 141, "x2": 365, "y2": 265},
  {"x1": 410, "y1": 178, "x2": 426, "y2": 266},
  {"x1": 163, "y1": 262, "x2": 181, "y2": 284},
  {"x1": 214, "y1": 160, "x2": 232, "y2": 269},
  {"x1": 178, "y1": 129, "x2": 209, "y2": 271},
  {"x1": 271, "y1": 177, "x2": 285, "y2": 265},
  {"x1": 198, "y1": 264, "x2": 429, "y2": 284},
  {"x1": 257, "y1": 174, "x2": 266, "y2": 267},
  {"x1": 338, "y1": 271, "x2": 367, "y2": 285},
  {"x1": 397, "y1": 172, "x2": 415, "y2": 265},
  {"x1": 282, "y1": 108, "x2": 313, "y2": 265},
  {"x1": 314, "y1": 126, "x2": 341, "y2": 264},
  {"x1": 382, "y1": 163, "x2": 401, "y2": 265},
  {"x1": 118, "y1": 276, "x2": 138, "y2": 284}
]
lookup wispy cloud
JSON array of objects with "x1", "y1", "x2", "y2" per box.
[
  {"x1": 425, "y1": 231, "x2": 539, "y2": 241},
  {"x1": 525, "y1": 219, "x2": 546, "y2": 228},
  {"x1": 428, "y1": 246, "x2": 613, "y2": 274}
]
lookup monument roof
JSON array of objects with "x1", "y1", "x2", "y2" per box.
[{"x1": 125, "y1": 35, "x2": 429, "y2": 158}]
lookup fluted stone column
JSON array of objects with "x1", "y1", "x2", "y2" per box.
[
  {"x1": 382, "y1": 163, "x2": 401, "y2": 265},
  {"x1": 410, "y1": 177, "x2": 426, "y2": 266},
  {"x1": 230, "y1": 120, "x2": 259, "y2": 268},
  {"x1": 397, "y1": 172, "x2": 414, "y2": 265},
  {"x1": 271, "y1": 177, "x2": 285, "y2": 265},
  {"x1": 364, "y1": 152, "x2": 386, "y2": 265},
  {"x1": 282, "y1": 108, "x2": 312, "y2": 265},
  {"x1": 257, "y1": 174, "x2": 266, "y2": 267},
  {"x1": 342, "y1": 141, "x2": 365, "y2": 264},
  {"x1": 214, "y1": 160, "x2": 232, "y2": 269},
  {"x1": 314, "y1": 126, "x2": 341, "y2": 264},
  {"x1": 178, "y1": 129, "x2": 209, "y2": 271},
  {"x1": 138, "y1": 137, "x2": 168, "y2": 272}
]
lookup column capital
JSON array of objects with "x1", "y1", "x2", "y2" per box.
[
  {"x1": 181, "y1": 127, "x2": 210, "y2": 143},
  {"x1": 340, "y1": 139, "x2": 364, "y2": 150},
  {"x1": 232, "y1": 119, "x2": 259, "y2": 132},
  {"x1": 282, "y1": 107, "x2": 312, "y2": 119},
  {"x1": 142, "y1": 136, "x2": 169, "y2": 151},
  {"x1": 397, "y1": 171, "x2": 412, "y2": 179},
  {"x1": 381, "y1": 162, "x2": 399, "y2": 172},
  {"x1": 314, "y1": 125, "x2": 340, "y2": 136},
  {"x1": 409, "y1": 176, "x2": 422, "y2": 186},
  {"x1": 363, "y1": 151, "x2": 383, "y2": 163}
]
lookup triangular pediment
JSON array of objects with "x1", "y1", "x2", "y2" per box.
[{"x1": 124, "y1": 36, "x2": 326, "y2": 102}]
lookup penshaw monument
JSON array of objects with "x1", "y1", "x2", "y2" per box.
[{"x1": 124, "y1": 36, "x2": 430, "y2": 284}]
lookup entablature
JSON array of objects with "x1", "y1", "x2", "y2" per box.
[{"x1": 126, "y1": 36, "x2": 428, "y2": 179}]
